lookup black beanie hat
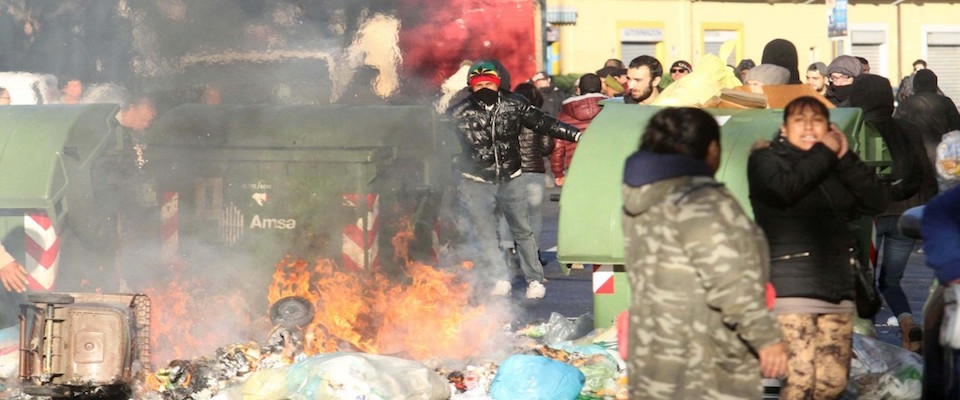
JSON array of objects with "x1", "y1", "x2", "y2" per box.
[
  {"x1": 913, "y1": 69, "x2": 939, "y2": 94},
  {"x1": 761, "y1": 39, "x2": 801, "y2": 84},
  {"x1": 849, "y1": 74, "x2": 894, "y2": 122}
]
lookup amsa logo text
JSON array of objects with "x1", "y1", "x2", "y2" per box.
[{"x1": 249, "y1": 215, "x2": 296, "y2": 230}]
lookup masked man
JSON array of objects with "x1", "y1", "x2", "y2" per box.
[{"x1": 448, "y1": 61, "x2": 580, "y2": 299}]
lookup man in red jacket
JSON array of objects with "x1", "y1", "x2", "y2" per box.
[{"x1": 552, "y1": 73, "x2": 605, "y2": 187}]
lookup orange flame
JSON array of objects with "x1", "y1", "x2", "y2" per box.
[
  {"x1": 145, "y1": 271, "x2": 254, "y2": 365},
  {"x1": 267, "y1": 228, "x2": 502, "y2": 360}
]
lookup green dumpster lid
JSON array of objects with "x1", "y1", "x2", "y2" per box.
[
  {"x1": 0, "y1": 104, "x2": 119, "y2": 209},
  {"x1": 557, "y1": 103, "x2": 863, "y2": 265}
]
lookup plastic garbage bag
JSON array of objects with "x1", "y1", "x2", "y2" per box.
[
  {"x1": 853, "y1": 316, "x2": 879, "y2": 337},
  {"x1": 220, "y1": 352, "x2": 451, "y2": 400},
  {"x1": 543, "y1": 312, "x2": 576, "y2": 345},
  {"x1": 549, "y1": 343, "x2": 620, "y2": 396},
  {"x1": 652, "y1": 41, "x2": 742, "y2": 107},
  {"x1": 543, "y1": 312, "x2": 596, "y2": 345},
  {"x1": 489, "y1": 355, "x2": 585, "y2": 400},
  {"x1": 848, "y1": 333, "x2": 922, "y2": 400}
]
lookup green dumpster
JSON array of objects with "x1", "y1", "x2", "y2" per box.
[
  {"x1": 145, "y1": 104, "x2": 456, "y2": 273},
  {"x1": 0, "y1": 103, "x2": 456, "y2": 300},
  {"x1": 557, "y1": 103, "x2": 870, "y2": 328}
]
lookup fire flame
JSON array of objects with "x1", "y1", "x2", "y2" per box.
[
  {"x1": 145, "y1": 271, "x2": 255, "y2": 365},
  {"x1": 267, "y1": 229, "x2": 500, "y2": 360}
]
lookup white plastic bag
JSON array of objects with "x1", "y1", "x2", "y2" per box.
[
  {"x1": 940, "y1": 284, "x2": 960, "y2": 348},
  {"x1": 936, "y1": 130, "x2": 960, "y2": 191},
  {"x1": 848, "y1": 334, "x2": 923, "y2": 400}
]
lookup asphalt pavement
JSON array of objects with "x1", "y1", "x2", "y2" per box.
[{"x1": 518, "y1": 185, "x2": 937, "y2": 350}]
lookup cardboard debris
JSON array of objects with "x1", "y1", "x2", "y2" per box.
[{"x1": 719, "y1": 85, "x2": 834, "y2": 109}]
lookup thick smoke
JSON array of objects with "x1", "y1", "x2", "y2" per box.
[{"x1": 0, "y1": 0, "x2": 544, "y2": 367}]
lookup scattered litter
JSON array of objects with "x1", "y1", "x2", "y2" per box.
[{"x1": 848, "y1": 333, "x2": 923, "y2": 400}]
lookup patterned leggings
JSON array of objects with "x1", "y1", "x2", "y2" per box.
[{"x1": 777, "y1": 313, "x2": 853, "y2": 400}]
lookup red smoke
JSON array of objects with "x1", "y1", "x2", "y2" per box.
[{"x1": 398, "y1": 0, "x2": 538, "y2": 87}]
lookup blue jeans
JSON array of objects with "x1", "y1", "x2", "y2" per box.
[
  {"x1": 458, "y1": 177, "x2": 544, "y2": 284},
  {"x1": 876, "y1": 215, "x2": 917, "y2": 318},
  {"x1": 497, "y1": 172, "x2": 546, "y2": 249}
]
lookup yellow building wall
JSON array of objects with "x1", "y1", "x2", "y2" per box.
[{"x1": 549, "y1": 0, "x2": 960, "y2": 85}]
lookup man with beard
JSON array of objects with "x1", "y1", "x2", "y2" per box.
[
  {"x1": 448, "y1": 61, "x2": 580, "y2": 300},
  {"x1": 625, "y1": 55, "x2": 663, "y2": 105},
  {"x1": 825, "y1": 55, "x2": 862, "y2": 107},
  {"x1": 806, "y1": 62, "x2": 829, "y2": 96}
]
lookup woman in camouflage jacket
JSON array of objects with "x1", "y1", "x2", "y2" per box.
[{"x1": 622, "y1": 108, "x2": 787, "y2": 399}]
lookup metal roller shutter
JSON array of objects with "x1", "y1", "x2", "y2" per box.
[
  {"x1": 927, "y1": 45, "x2": 960, "y2": 104},
  {"x1": 621, "y1": 43, "x2": 657, "y2": 65},
  {"x1": 850, "y1": 44, "x2": 881, "y2": 75}
]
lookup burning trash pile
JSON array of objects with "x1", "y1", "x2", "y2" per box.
[{"x1": 133, "y1": 255, "x2": 629, "y2": 400}]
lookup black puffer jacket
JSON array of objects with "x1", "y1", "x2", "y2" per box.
[
  {"x1": 519, "y1": 126, "x2": 553, "y2": 173},
  {"x1": 449, "y1": 92, "x2": 580, "y2": 183},
  {"x1": 748, "y1": 138, "x2": 888, "y2": 303}
]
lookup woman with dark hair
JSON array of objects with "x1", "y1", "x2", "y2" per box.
[
  {"x1": 623, "y1": 107, "x2": 787, "y2": 399},
  {"x1": 748, "y1": 96, "x2": 888, "y2": 399}
]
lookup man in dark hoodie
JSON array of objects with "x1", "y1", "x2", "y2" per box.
[
  {"x1": 552, "y1": 73, "x2": 605, "y2": 187},
  {"x1": 448, "y1": 61, "x2": 580, "y2": 300},
  {"x1": 894, "y1": 69, "x2": 960, "y2": 174},
  {"x1": 850, "y1": 74, "x2": 937, "y2": 351},
  {"x1": 761, "y1": 39, "x2": 802, "y2": 85}
]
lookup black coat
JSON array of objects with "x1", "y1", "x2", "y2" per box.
[
  {"x1": 748, "y1": 138, "x2": 888, "y2": 303},
  {"x1": 449, "y1": 92, "x2": 580, "y2": 183},
  {"x1": 538, "y1": 85, "x2": 569, "y2": 117},
  {"x1": 894, "y1": 92, "x2": 960, "y2": 169}
]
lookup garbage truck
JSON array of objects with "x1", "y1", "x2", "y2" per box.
[{"x1": 555, "y1": 103, "x2": 887, "y2": 329}]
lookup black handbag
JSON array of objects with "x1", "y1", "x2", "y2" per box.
[
  {"x1": 818, "y1": 185, "x2": 883, "y2": 318},
  {"x1": 852, "y1": 254, "x2": 883, "y2": 318}
]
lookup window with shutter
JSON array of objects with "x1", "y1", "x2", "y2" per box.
[
  {"x1": 927, "y1": 46, "x2": 960, "y2": 104},
  {"x1": 927, "y1": 31, "x2": 960, "y2": 105},
  {"x1": 621, "y1": 43, "x2": 657, "y2": 65}
]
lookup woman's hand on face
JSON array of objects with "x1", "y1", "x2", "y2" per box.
[
  {"x1": 819, "y1": 130, "x2": 842, "y2": 154},
  {"x1": 829, "y1": 124, "x2": 849, "y2": 158}
]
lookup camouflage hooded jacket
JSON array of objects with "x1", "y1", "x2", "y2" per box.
[
  {"x1": 449, "y1": 92, "x2": 580, "y2": 183},
  {"x1": 621, "y1": 150, "x2": 782, "y2": 400}
]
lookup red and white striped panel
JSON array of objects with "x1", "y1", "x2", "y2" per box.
[
  {"x1": 342, "y1": 194, "x2": 379, "y2": 270},
  {"x1": 161, "y1": 192, "x2": 180, "y2": 265},
  {"x1": 24, "y1": 211, "x2": 59, "y2": 290},
  {"x1": 593, "y1": 264, "x2": 615, "y2": 294}
]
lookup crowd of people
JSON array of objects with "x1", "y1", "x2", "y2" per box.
[
  {"x1": 444, "y1": 36, "x2": 960, "y2": 398},
  {"x1": 3, "y1": 37, "x2": 959, "y2": 397}
]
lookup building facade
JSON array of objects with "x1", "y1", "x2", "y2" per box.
[{"x1": 545, "y1": 0, "x2": 960, "y2": 101}]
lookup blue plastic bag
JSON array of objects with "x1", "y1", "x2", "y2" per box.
[{"x1": 489, "y1": 355, "x2": 585, "y2": 400}]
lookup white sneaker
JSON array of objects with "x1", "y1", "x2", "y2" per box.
[
  {"x1": 525, "y1": 280, "x2": 546, "y2": 299},
  {"x1": 491, "y1": 280, "x2": 512, "y2": 296}
]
